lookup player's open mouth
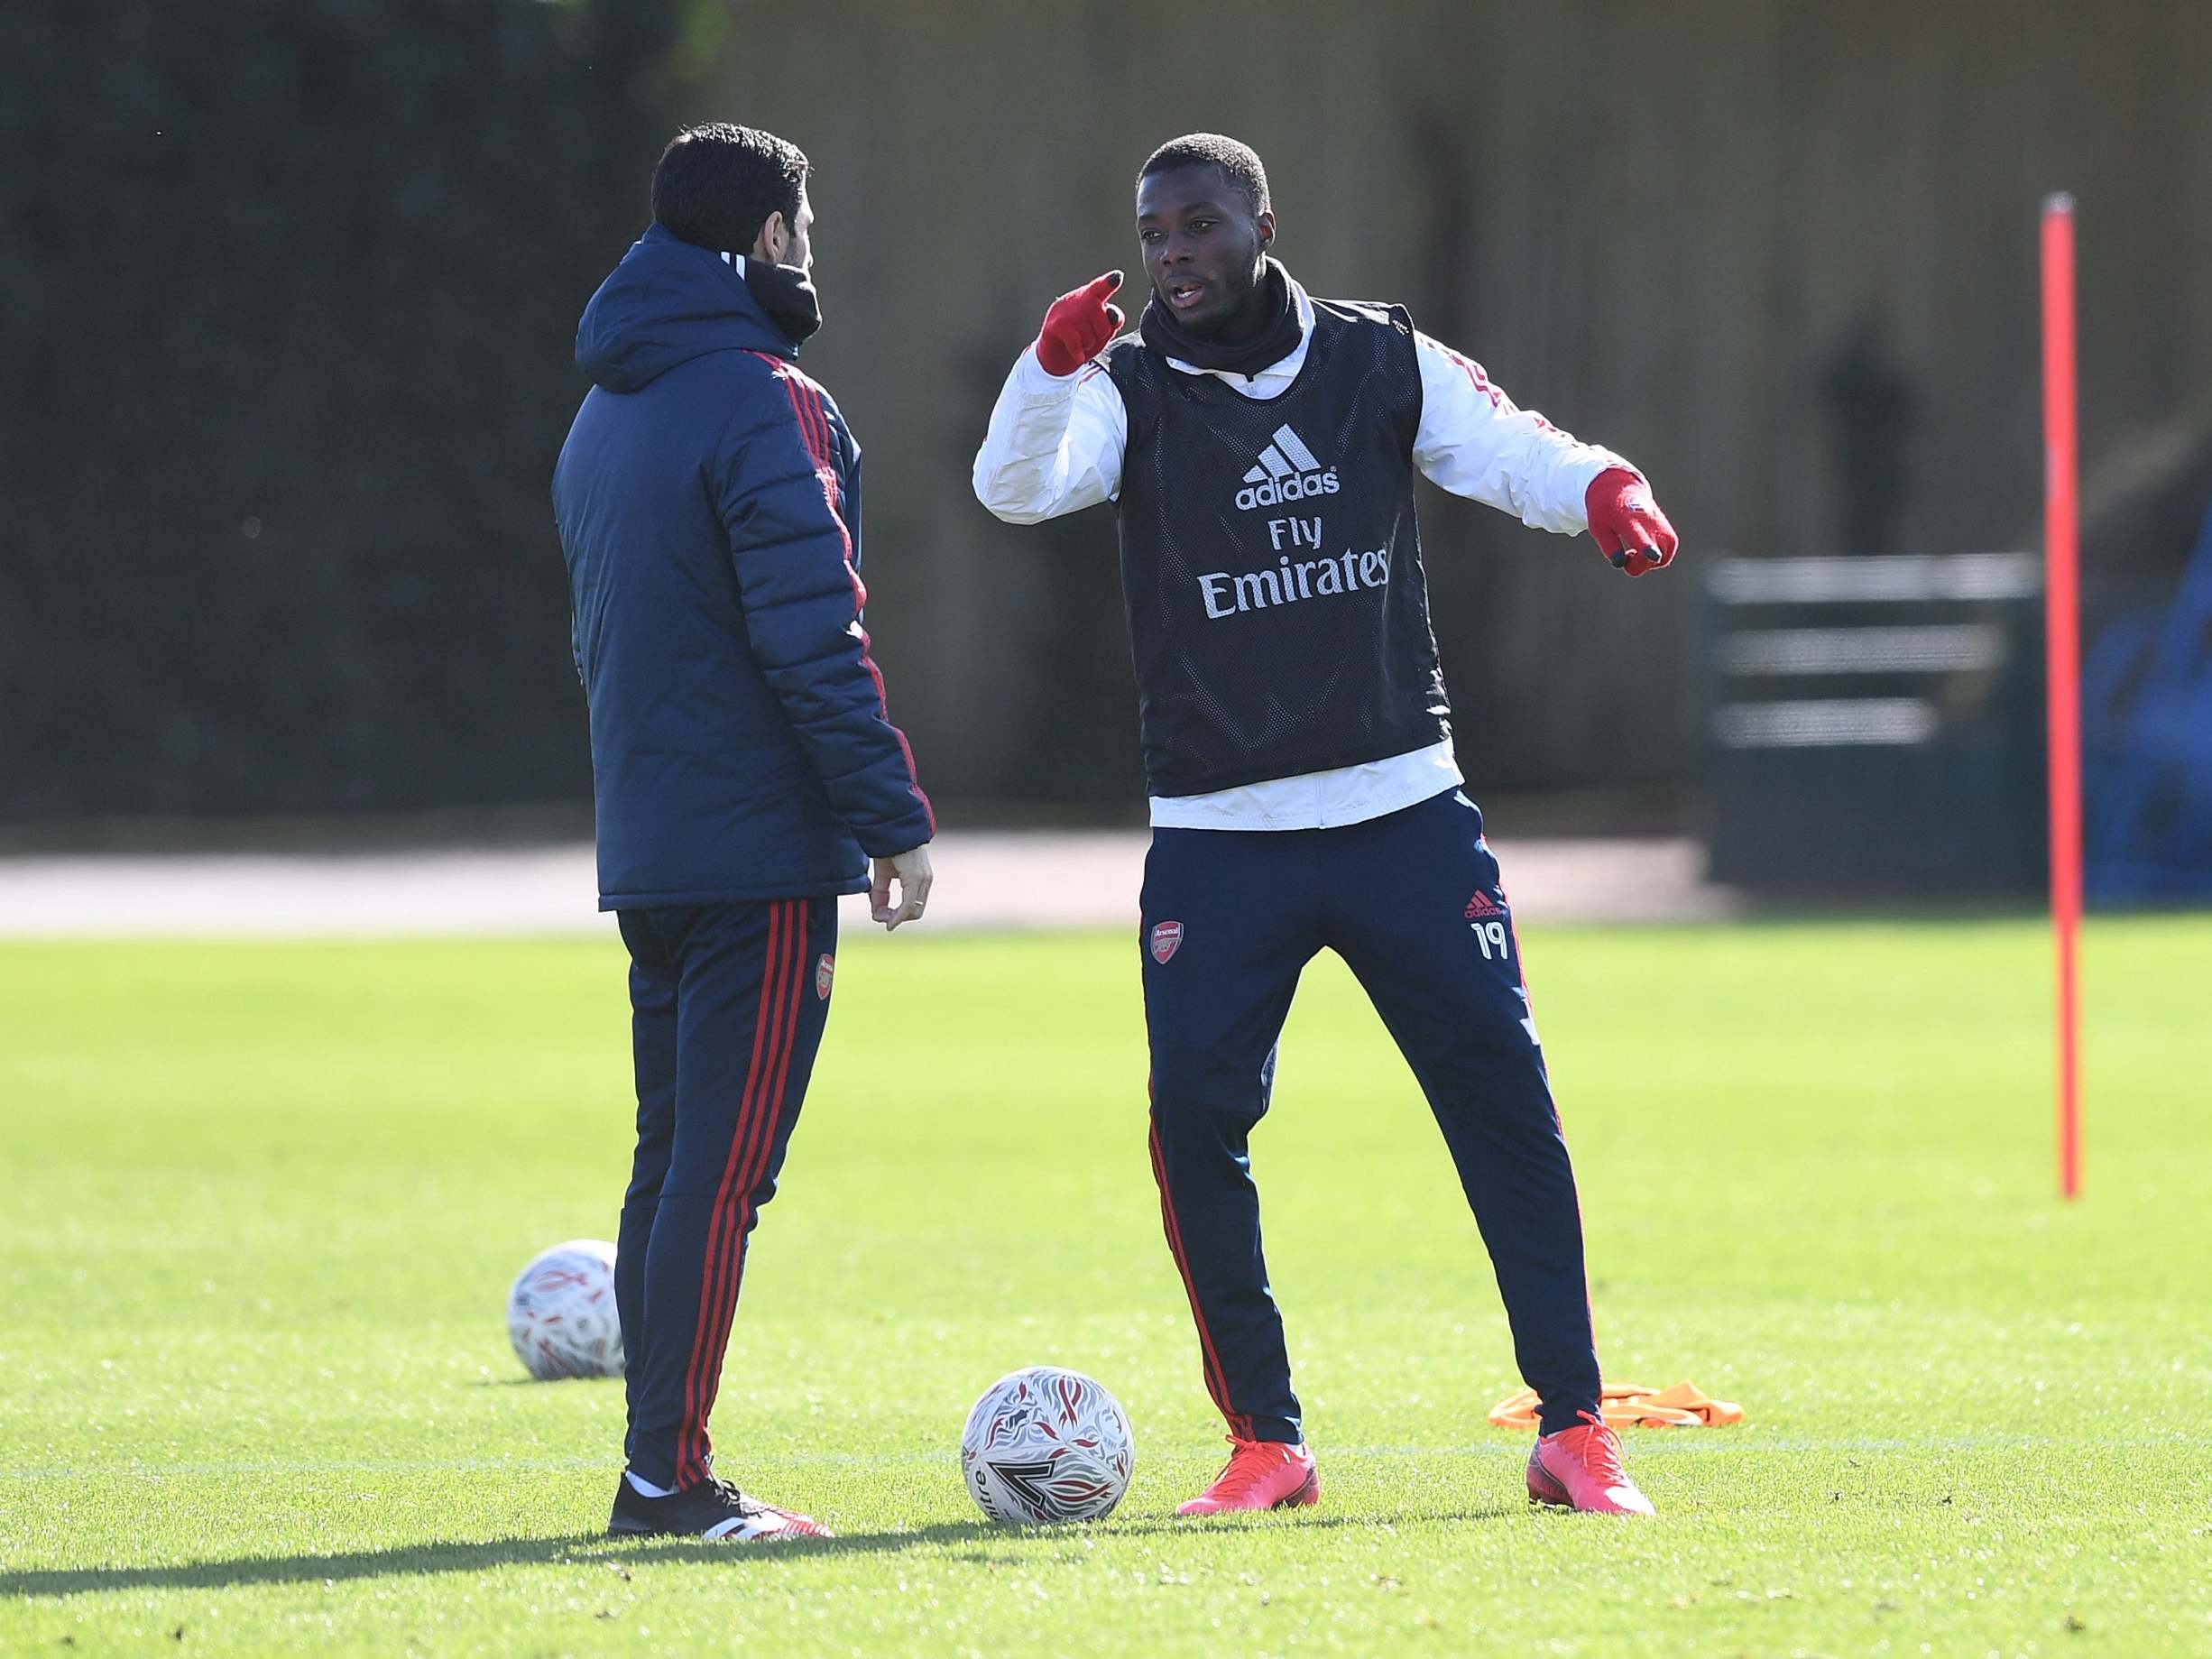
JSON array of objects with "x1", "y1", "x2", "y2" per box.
[{"x1": 1164, "y1": 281, "x2": 1205, "y2": 310}]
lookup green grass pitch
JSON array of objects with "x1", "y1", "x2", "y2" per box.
[{"x1": 3, "y1": 916, "x2": 2208, "y2": 1655}]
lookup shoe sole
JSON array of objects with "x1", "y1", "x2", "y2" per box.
[
  {"x1": 606, "y1": 1518, "x2": 819, "y2": 1541},
  {"x1": 608, "y1": 1509, "x2": 826, "y2": 1541}
]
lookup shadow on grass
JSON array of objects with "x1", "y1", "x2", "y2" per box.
[{"x1": 3, "y1": 1507, "x2": 1520, "y2": 1599}]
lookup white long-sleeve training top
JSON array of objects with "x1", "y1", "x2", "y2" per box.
[{"x1": 973, "y1": 277, "x2": 1636, "y2": 831}]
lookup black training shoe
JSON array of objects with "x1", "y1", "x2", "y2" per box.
[{"x1": 607, "y1": 1476, "x2": 833, "y2": 1541}]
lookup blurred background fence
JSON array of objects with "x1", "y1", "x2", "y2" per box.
[{"x1": 5, "y1": 0, "x2": 2209, "y2": 891}]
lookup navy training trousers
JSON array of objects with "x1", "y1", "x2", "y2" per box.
[
  {"x1": 1141, "y1": 787, "x2": 1601, "y2": 1442},
  {"x1": 613, "y1": 897, "x2": 837, "y2": 1489}
]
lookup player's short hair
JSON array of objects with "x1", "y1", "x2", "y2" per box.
[
  {"x1": 650, "y1": 123, "x2": 809, "y2": 255},
  {"x1": 1138, "y1": 133, "x2": 1270, "y2": 217}
]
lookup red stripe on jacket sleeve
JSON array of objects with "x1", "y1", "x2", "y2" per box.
[{"x1": 752, "y1": 355, "x2": 936, "y2": 837}]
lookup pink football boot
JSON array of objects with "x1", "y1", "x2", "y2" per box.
[
  {"x1": 1175, "y1": 1437, "x2": 1320, "y2": 1516},
  {"x1": 1526, "y1": 1413, "x2": 1656, "y2": 1516}
]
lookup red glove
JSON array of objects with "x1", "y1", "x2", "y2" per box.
[
  {"x1": 1034, "y1": 271, "x2": 1126, "y2": 377},
  {"x1": 1584, "y1": 467, "x2": 1679, "y2": 577}
]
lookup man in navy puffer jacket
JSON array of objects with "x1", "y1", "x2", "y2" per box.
[{"x1": 554, "y1": 123, "x2": 933, "y2": 1543}]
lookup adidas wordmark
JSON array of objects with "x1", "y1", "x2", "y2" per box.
[{"x1": 1234, "y1": 423, "x2": 1341, "y2": 512}]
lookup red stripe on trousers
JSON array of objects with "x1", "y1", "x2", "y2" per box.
[
  {"x1": 683, "y1": 899, "x2": 790, "y2": 1467},
  {"x1": 675, "y1": 900, "x2": 794, "y2": 1483},
  {"x1": 674, "y1": 899, "x2": 781, "y2": 1482},
  {"x1": 685, "y1": 899, "x2": 807, "y2": 1476},
  {"x1": 683, "y1": 899, "x2": 805, "y2": 1482},
  {"x1": 707, "y1": 900, "x2": 810, "y2": 1472},
  {"x1": 1147, "y1": 1116, "x2": 1251, "y2": 1441},
  {"x1": 700, "y1": 901, "x2": 807, "y2": 1364},
  {"x1": 756, "y1": 903, "x2": 812, "y2": 1149}
]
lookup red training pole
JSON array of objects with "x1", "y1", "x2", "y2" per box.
[{"x1": 2041, "y1": 193, "x2": 2082, "y2": 1200}]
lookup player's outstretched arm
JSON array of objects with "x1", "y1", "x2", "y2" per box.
[
  {"x1": 972, "y1": 272, "x2": 1131, "y2": 525},
  {"x1": 1411, "y1": 334, "x2": 1670, "y2": 558}
]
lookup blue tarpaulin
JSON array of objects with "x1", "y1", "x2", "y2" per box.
[{"x1": 2083, "y1": 495, "x2": 2212, "y2": 901}]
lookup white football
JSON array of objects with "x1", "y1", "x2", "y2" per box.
[
  {"x1": 961, "y1": 1367, "x2": 1134, "y2": 1525},
  {"x1": 505, "y1": 1239, "x2": 623, "y2": 1381}
]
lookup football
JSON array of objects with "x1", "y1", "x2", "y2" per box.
[
  {"x1": 505, "y1": 1239, "x2": 623, "y2": 1381},
  {"x1": 960, "y1": 1366, "x2": 1135, "y2": 1524}
]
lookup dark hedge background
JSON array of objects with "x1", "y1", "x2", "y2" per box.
[
  {"x1": 5, "y1": 0, "x2": 2207, "y2": 848},
  {"x1": 1, "y1": 0, "x2": 676, "y2": 826}
]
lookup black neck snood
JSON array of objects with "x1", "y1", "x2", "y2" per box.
[
  {"x1": 1139, "y1": 256, "x2": 1301, "y2": 379},
  {"x1": 739, "y1": 256, "x2": 823, "y2": 347}
]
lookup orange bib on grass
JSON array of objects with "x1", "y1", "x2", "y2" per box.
[{"x1": 1488, "y1": 1380, "x2": 1745, "y2": 1431}]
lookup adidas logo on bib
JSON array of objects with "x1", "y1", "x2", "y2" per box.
[{"x1": 1234, "y1": 423, "x2": 1341, "y2": 512}]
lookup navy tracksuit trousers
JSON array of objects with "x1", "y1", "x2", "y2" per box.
[
  {"x1": 1141, "y1": 788, "x2": 1601, "y2": 1442},
  {"x1": 613, "y1": 897, "x2": 836, "y2": 1489}
]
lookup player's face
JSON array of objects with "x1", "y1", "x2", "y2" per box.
[
  {"x1": 759, "y1": 184, "x2": 815, "y2": 273},
  {"x1": 1136, "y1": 166, "x2": 1274, "y2": 334},
  {"x1": 784, "y1": 186, "x2": 815, "y2": 274}
]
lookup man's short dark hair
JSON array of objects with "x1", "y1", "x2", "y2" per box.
[
  {"x1": 1138, "y1": 133, "x2": 1269, "y2": 217},
  {"x1": 651, "y1": 123, "x2": 809, "y2": 254}
]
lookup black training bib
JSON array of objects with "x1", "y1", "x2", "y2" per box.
[{"x1": 1105, "y1": 298, "x2": 1450, "y2": 797}]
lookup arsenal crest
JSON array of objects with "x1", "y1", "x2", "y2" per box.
[
  {"x1": 816, "y1": 953, "x2": 835, "y2": 1000},
  {"x1": 1148, "y1": 920, "x2": 1184, "y2": 964}
]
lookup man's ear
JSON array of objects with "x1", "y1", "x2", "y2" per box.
[
  {"x1": 1255, "y1": 210, "x2": 1276, "y2": 253},
  {"x1": 751, "y1": 209, "x2": 788, "y2": 264}
]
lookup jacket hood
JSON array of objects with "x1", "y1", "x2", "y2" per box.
[{"x1": 575, "y1": 224, "x2": 794, "y2": 393}]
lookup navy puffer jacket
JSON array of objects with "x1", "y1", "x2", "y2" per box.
[{"x1": 554, "y1": 226, "x2": 933, "y2": 908}]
